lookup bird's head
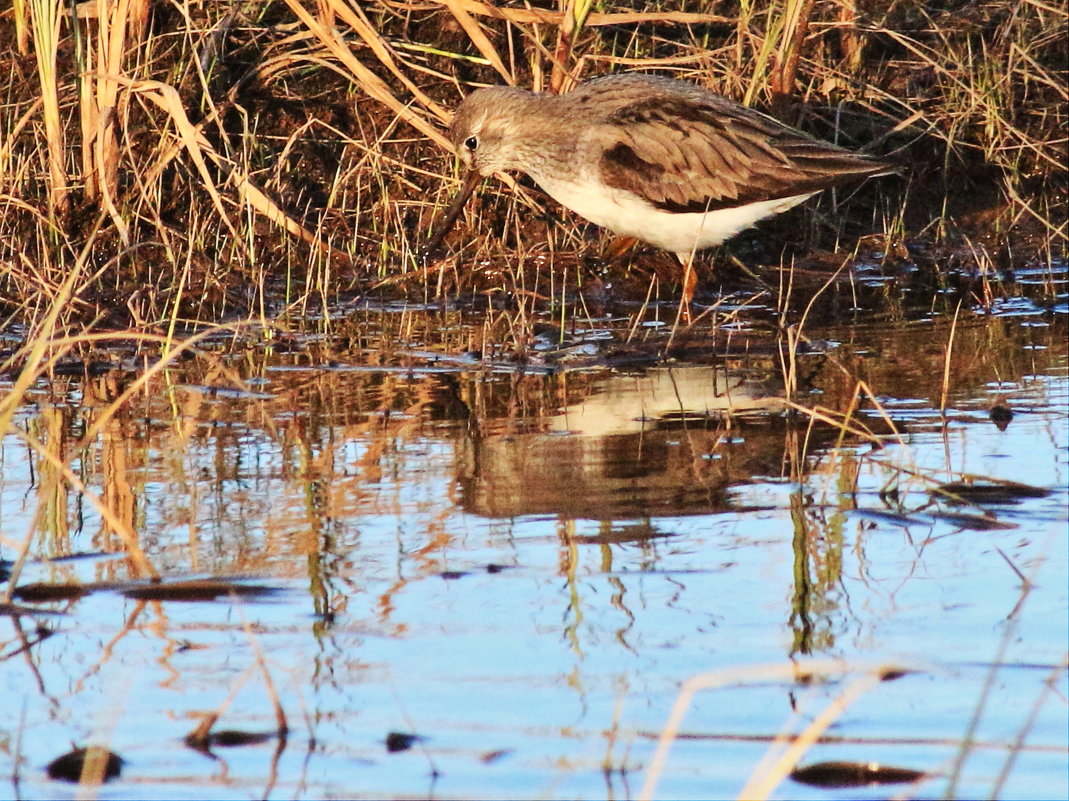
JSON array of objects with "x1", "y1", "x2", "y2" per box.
[{"x1": 448, "y1": 86, "x2": 536, "y2": 177}]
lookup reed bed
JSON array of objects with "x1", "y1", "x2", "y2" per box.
[{"x1": 0, "y1": 0, "x2": 1063, "y2": 341}]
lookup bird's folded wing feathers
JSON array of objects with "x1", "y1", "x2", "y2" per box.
[{"x1": 597, "y1": 98, "x2": 892, "y2": 214}]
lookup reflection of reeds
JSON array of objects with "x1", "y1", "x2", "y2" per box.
[
  {"x1": 0, "y1": 236, "x2": 250, "y2": 596},
  {"x1": 1, "y1": 309, "x2": 1061, "y2": 792}
]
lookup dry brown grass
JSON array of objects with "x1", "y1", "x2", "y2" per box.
[{"x1": 0, "y1": 0, "x2": 1064, "y2": 339}]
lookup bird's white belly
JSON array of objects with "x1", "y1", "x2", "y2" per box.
[{"x1": 535, "y1": 174, "x2": 815, "y2": 257}]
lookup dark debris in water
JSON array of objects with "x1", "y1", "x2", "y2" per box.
[
  {"x1": 855, "y1": 508, "x2": 920, "y2": 527},
  {"x1": 186, "y1": 729, "x2": 277, "y2": 751},
  {"x1": 15, "y1": 583, "x2": 89, "y2": 602},
  {"x1": 120, "y1": 578, "x2": 282, "y2": 602},
  {"x1": 933, "y1": 480, "x2": 1051, "y2": 504},
  {"x1": 439, "y1": 570, "x2": 470, "y2": 580},
  {"x1": 790, "y1": 760, "x2": 926, "y2": 788},
  {"x1": 574, "y1": 524, "x2": 676, "y2": 545},
  {"x1": 926, "y1": 510, "x2": 1018, "y2": 531},
  {"x1": 856, "y1": 507, "x2": 1017, "y2": 532},
  {"x1": 45, "y1": 549, "x2": 124, "y2": 564},
  {"x1": 46, "y1": 746, "x2": 124, "y2": 783},
  {"x1": 385, "y1": 731, "x2": 424, "y2": 753},
  {"x1": 49, "y1": 360, "x2": 117, "y2": 378},
  {"x1": 439, "y1": 564, "x2": 515, "y2": 579},
  {"x1": 14, "y1": 577, "x2": 283, "y2": 604},
  {"x1": 184, "y1": 707, "x2": 288, "y2": 754},
  {"x1": 989, "y1": 403, "x2": 1014, "y2": 430},
  {"x1": 878, "y1": 667, "x2": 914, "y2": 681},
  {"x1": 210, "y1": 730, "x2": 276, "y2": 748},
  {"x1": 0, "y1": 601, "x2": 63, "y2": 617}
]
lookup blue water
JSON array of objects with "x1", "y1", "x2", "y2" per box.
[{"x1": 1, "y1": 315, "x2": 1065, "y2": 800}]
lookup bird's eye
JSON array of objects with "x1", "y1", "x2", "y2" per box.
[{"x1": 464, "y1": 135, "x2": 478, "y2": 151}]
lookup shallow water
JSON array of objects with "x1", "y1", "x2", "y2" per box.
[{"x1": 1, "y1": 300, "x2": 1066, "y2": 799}]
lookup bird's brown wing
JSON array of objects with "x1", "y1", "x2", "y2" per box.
[{"x1": 597, "y1": 97, "x2": 894, "y2": 214}]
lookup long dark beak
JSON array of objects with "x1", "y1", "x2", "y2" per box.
[{"x1": 420, "y1": 169, "x2": 482, "y2": 263}]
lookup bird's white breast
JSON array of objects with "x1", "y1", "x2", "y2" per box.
[{"x1": 534, "y1": 172, "x2": 815, "y2": 259}]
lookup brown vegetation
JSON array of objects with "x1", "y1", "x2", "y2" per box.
[{"x1": 0, "y1": 0, "x2": 1065, "y2": 336}]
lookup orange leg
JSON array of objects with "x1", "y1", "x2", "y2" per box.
[{"x1": 676, "y1": 256, "x2": 697, "y2": 325}]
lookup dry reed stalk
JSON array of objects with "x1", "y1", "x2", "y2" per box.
[
  {"x1": 281, "y1": 0, "x2": 452, "y2": 146},
  {"x1": 637, "y1": 659, "x2": 911, "y2": 801},
  {"x1": 117, "y1": 75, "x2": 335, "y2": 260},
  {"x1": 93, "y1": 0, "x2": 125, "y2": 203},
  {"x1": 184, "y1": 662, "x2": 259, "y2": 749},
  {"x1": 549, "y1": 0, "x2": 594, "y2": 94},
  {"x1": 739, "y1": 670, "x2": 888, "y2": 799},
  {"x1": 741, "y1": 3, "x2": 783, "y2": 108},
  {"x1": 939, "y1": 299, "x2": 963, "y2": 415},
  {"x1": 1005, "y1": 180, "x2": 1067, "y2": 239},
  {"x1": 769, "y1": 0, "x2": 815, "y2": 113},
  {"x1": 76, "y1": 9, "x2": 97, "y2": 192},
  {"x1": 83, "y1": 0, "x2": 147, "y2": 241},
  {"x1": 241, "y1": 604, "x2": 290, "y2": 738},
  {"x1": 413, "y1": 0, "x2": 733, "y2": 27},
  {"x1": 782, "y1": 398, "x2": 887, "y2": 446},
  {"x1": 127, "y1": 0, "x2": 149, "y2": 40},
  {"x1": 12, "y1": 0, "x2": 30, "y2": 54},
  {"x1": 28, "y1": 0, "x2": 68, "y2": 220},
  {"x1": 0, "y1": 96, "x2": 45, "y2": 180},
  {"x1": 332, "y1": 0, "x2": 451, "y2": 119},
  {"x1": 76, "y1": 745, "x2": 116, "y2": 786},
  {"x1": 120, "y1": 78, "x2": 238, "y2": 236},
  {"x1": 0, "y1": 248, "x2": 85, "y2": 435},
  {"x1": 442, "y1": 0, "x2": 513, "y2": 83},
  {"x1": 942, "y1": 538, "x2": 1058, "y2": 797},
  {"x1": 776, "y1": 257, "x2": 849, "y2": 399},
  {"x1": 990, "y1": 659, "x2": 1069, "y2": 797},
  {"x1": 836, "y1": 0, "x2": 863, "y2": 74}
]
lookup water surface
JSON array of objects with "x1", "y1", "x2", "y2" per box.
[{"x1": 1, "y1": 303, "x2": 1066, "y2": 800}]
